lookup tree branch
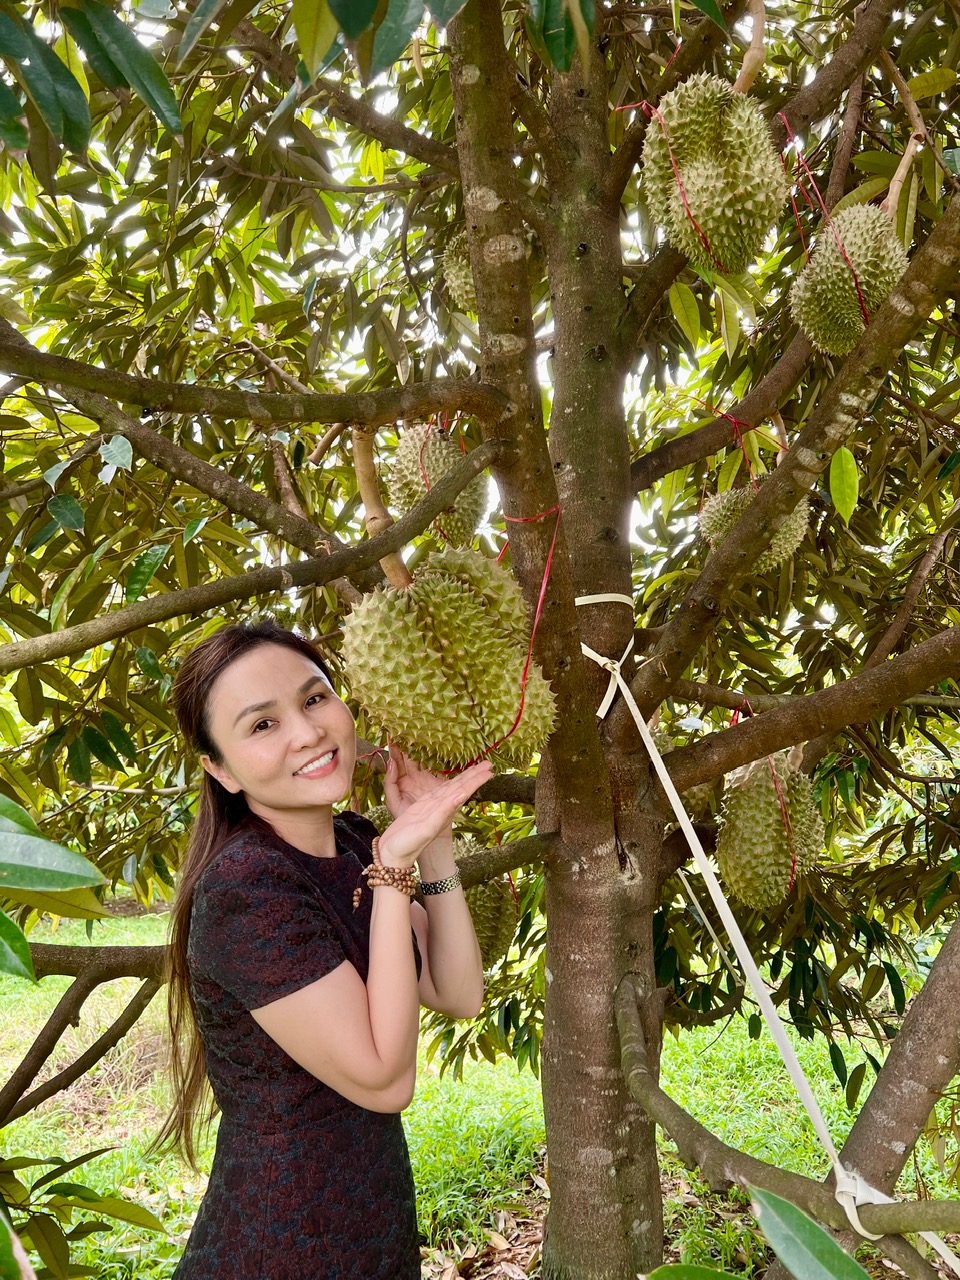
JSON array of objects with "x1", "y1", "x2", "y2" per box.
[
  {"x1": 4, "y1": 980, "x2": 161, "y2": 1125},
  {"x1": 351, "y1": 425, "x2": 412, "y2": 589},
  {"x1": 0, "y1": 441, "x2": 503, "y2": 673},
  {"x1": 629, "y1": 191, "x2": 960, "y2": 717},
  {"x1": 825, "y1": 77, "x2": 864, "y2": 210},
  {"x1": 458, "y1": 831, "x2": 557, "y2": 889},
  {"x1": 665, "y1": 626, "x2": 960, "y2": 791},
  {"x1": 616, "y1": 975, "x2": 960, "y2": 1240},
  {"x1": 0, "y1": 326, "x2": 504, "y2": 427},
  {"x1": 630, "y1": 334, "x2": 812, "y2": 492},
  {"x1": 234, "y1": 20, "x2": 460, "y2": 177}
]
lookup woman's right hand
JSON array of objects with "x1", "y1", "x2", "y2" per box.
[{"x1": 376, "y1": 752, "x2": 493, "y2": 869}]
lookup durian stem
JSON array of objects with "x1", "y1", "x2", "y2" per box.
[
  {"x1": 733, "y1": 0, "x2": 766, "y2": 94},
  {"x1": 879, "y1": 48, "x2": 960, "y2": 194},
  {"x1": 351, "y1": 425, "x2": 414, "y2": 589},
  {"x1": 881, "y1": 132, "x2": 922, "y2": 219},
  {"x1": 771, "y1": 410, "x2": 789, "y2": 463}
]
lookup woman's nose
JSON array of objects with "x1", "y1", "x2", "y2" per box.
[{"x1": 291, "y1": 708, "x2": 325, "y2": 746}]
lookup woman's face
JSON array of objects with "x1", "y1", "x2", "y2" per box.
[{"x1": 200, "y1": 644, "x2": 357, "y2": 825}]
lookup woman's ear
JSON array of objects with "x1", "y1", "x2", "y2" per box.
[{"x1": 200, "y1": 754, "x2": 242, "y2": 795}]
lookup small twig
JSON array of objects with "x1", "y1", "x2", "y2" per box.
[
  {"x1": 771, "y1": 410, "x2": 789, "y2": 462},
  {"x1": 241, "y1": 339, "x2": 311, "y2": 395},
  {"x1": 878, "y1": 48, "x2": 960, "y2": 192},
  {"x1": 351, "y1": 425, "x2": 413, "y2": 589},
  {"x1": 733, "y1": 0, "x2": 766, "y2": 94},
  {"x1": 881, "y1": 132, "x2": 922, "y2": 217},
  {"x1": 308, "y1": 421, "x2": 348, "y2": 465}
]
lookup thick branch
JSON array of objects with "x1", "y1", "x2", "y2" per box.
[
  {"x1": 630, "y1": 334, "x2": 812, "y2": 492},
  {"x1": 666, "y1": 626, "x2": 960, "y2": 791},
  {"x1": 0, "y1": 442, "x2": 503, "y2": 673},
  {"x1": 772, "y1": 0, "x2": 897, "y2": 143},
  {"x1": 0, "y1": 329, "x2": 503, "y2": 427},
  {"x1": 457, "y1": 831, "x2": 557, "y2": 889},
  {"x1": 351, "y1": 426, "x2": 412, "y2": 589},
  {"x1": 616, "y1": 976, "x2": 960, "y2": 1239},
  {"x1": 5, "y1": 979, "x2": 161, "y2": 1124},
  {"x1": 825, "y1": 77, "x2": 864, "y2": 209},
  {"x1": 630, "y1": 192, "x2": 960, "y2": 715},
  {"x1": 234, "y1": 20, "x2": 459, "y2": 176}
]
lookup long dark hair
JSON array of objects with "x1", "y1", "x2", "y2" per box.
[{"x1": 150, "y1": 620, "x2": 335, "y2": 1167}]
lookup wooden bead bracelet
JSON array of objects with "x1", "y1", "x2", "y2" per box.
[{"x1": 352, "y1": 837, "x2": 418, "y2": 910}]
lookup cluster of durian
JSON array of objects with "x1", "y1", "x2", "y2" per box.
[
  {"x1": 790, "y1": 204, "x2": 908, "y2": 356},
  {"x1": 365, "y1": 804, "x2": 392, "y2": 834},
  {"x1": 457, "y1": 836, "x2": 517, "y2": 968},
  {"x1": 389, "y1": 422, "x2": 487, "y2": 546},
  {"x1": 698, "y1": 484, "x2": 809, "y2": 573},
  {"x1": 716, "y1": 751, "x2": 824, "y2": 910},
  {"x1": 640, "y1": 74, "x2": 788, "y2": 274},
  {"x1": 442, "y1": 231, "x2": 477, "y2": 312},
  {"x1": 341, "y1": 546, "x2": 556, "y2": 773}
]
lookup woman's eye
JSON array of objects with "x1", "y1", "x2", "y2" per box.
[
  {"x1": 252, "y1": 719, "x2": 272, "y2": 733},
  {"x1": 306, "y1": 693, "x2": 326, "y2": 707}
]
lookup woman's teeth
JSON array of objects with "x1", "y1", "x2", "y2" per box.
[{"x1": 294, "y1": 751, "x2": 335, "y2": 776}]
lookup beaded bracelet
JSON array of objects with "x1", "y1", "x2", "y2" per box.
[{"x1": 352, "y1": 837, "x2": 418, "y2": 910}]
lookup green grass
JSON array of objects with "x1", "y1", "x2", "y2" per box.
[{"x1": 1, "y1": 913, "x2": 955, "y2": 1277}]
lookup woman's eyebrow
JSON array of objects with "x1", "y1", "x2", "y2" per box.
[{"x1": 232, "y1": 675, "x2": 329, "y2": 727}]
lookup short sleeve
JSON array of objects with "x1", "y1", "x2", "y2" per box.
[{"x1": 189, "y1": 841, "x2": 345, "y2": 1010}]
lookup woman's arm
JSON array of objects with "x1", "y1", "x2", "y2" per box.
[
  {"x1": 410, "y1": 832, "x2": 484, "y2": 1019},
  {"x1": 250, "y1": 754, "x2": 492, "y2": 1112}
]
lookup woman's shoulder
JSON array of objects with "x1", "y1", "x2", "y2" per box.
[{"x1": 195, "y1": 826, "x2": 301, "y2": 896}]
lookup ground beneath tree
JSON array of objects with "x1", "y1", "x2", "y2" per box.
[{"x1": 420, "y1": 1168, "x2": 955, "y2": 1279}]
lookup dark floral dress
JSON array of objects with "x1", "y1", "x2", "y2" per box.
[{"x1": 172, "y1": 811, "x2": 422, "y2": 1280}]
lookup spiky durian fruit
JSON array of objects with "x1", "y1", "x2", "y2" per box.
[
  {"x1": 698, "y1": 485, "x2": 809, "y2": 573},
  {"x1": 789, "y1": 204, "x2": 908, "y2": 355},
  {"x1": 418, "y1": 545, "x2": 530, "y2": 646},
  {"x1": 641, "y1": 74, "x2": 787, "y2": 273},
  {"x1": 456, "y1": 836, "x2": 517, "y2": 968},
  {"x1": 341, "y1": 549, "x2": 556, "y2": 772},
  {"x1": 365, "y1": 804, "x2": 392, "y2": 834},
  {"x1": 716, "y1": 751, "x2": 824, "y2": 909},
  {"x1": 389, "y1": 422, "x2": 487, "y2": 546},
  {"x1": 443, "y1": 231, "x2": 477, "y2": 312}
]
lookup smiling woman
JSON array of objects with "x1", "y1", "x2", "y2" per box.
[{"x1": 147, "y1": 619, "x2": 491, "y2": 1280}]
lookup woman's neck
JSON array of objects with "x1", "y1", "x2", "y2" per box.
[{"x1": 246, "y1": 802, "x2": 339, "y2": 857}]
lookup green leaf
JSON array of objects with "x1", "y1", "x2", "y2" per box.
[
  {"x1": 327, "y1": 0, "x2": 379, "y2": 40},
  {"x1": 77, "y1": 1195, "x2": 165, "y2": 1232},
  {"x1": 31, "y1": 1148, "x2": 117, "y2": 1192},
  {"x1": 135, "y1": 645, "x2": 165, "y2": 681},
  {"x1": 829, "y1": 447, "x2": 858, "y2": 525},
  {"x1": 944, "y1": 148, "x2": 960, "y2": 176},
  {"x1": 99, "y1": 711, "x2": 138, "y2": 764},
  {"x1": 0, "y1": 909, "x2": 35, "y2": 981},
  {"x1": 539, "y1": 0, "x2": 576, "y2": 71},
  {"x1": 0, "y1": 1218, "x2": 19, "y2": 1280},
  {"x1": 22, "y1": 1212, "x2": 70, "y2": 1275},
  {"x1": 178, "y1": 0, "x2": 231, "y2": 64},
  {"x1": 98, "y1": 435, "x2": 133, "y2": 471},
  {"x1": 60, "y1": 7, "x2": 127, "y2": 89},
  {"x1": 67, "y1": 734, "x2": 92, "y2": 785},
  {"x1": 937, "y1": 450, "x2": 960, "y2": 479},
  {"x1": 125, "y1": 543, "x2": 169, "y2": 602},
  {"x1": 669, "y1": 281, "x2": 700, "y2": 348},
  {"x1": 0, "y1": 76, "x2": 26, "y2": 149},
  {"x1": 43, "y1": 459, "x2": 72, "y2": 490},
  {"x1": 0, "y1": 886, "x2": 107, "y2": 920},
  {"x1": 882, "y1": 961, "x2": 906, "y2": 1015},
  {"x1": 78, "y1": 0, "x2": 181, "y2": 134},
  {"x1": 0, "y1": 831, "x2": 104, "y2": 893},
  {"x1": 292, "y1": 0, "x2": 340, "y2": 77},
  {"x1": 371, "y1": 0, "x2": 423, "y2": 76},
  {"x1": 426, "y1": 0, "x2": 467, "y2": 21},
  {"x1": 183, "y1": 516, "x2": 207, "y2": 544},
  {"x1": 828, "y1": 1041, "x2": 847, "y2": 1086},
  {"x1": 751, "y1": 1187, "x2": 872, "y2": 1280},
  {"x1": 0, "y1": 13, "x2": 64, "y2": 141},
  {"x1": 690, "y1": 0, "x2": 727, "y2": 29},
  {"x1": 0, "y1": 795, "x2": 42, "y2": 839},
  {"x1": 47, "y1": 494, "x2": 85, "y2": 531},
  {"x1": 81, "y1": 725, "x2": 124, "y2": 772},
  {"x1": 905, "y1": 67, "x2": 957, "y2": 100},
  {"x1": 32, "y1": 36, "x2": 91, "y2": 151}
]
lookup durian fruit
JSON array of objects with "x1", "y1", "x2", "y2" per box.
[
  {"x1": 641, "y1": 74, "x2": 787, "y2": 273},
  {"x1": 456, "y1": 835, "x2": 517, "y2": 968},
  {"x1": 418, "y1": 545, "x2": 530, "y2": 646},
  {"x1": 390, "y1": 422, "x2": 487, "y2": 547},
  {"x1": 341, "y1": 548, "x2": 556, "y2": 773},
  {"x1": 365, "y1": 804, "x2": 392, "y2": 834},
  {"x1": 443, "y1": 231, "x2": 477, "y2": 312},
  {"x1": 698, "y1": 484, "x2": 809, "y2": 573},
  {"x1": 716, "y1": 751, "x2": 824, "y2": 909},
  {"x1": 789, "y1": 204, "x2": 908, "y2": 356}
]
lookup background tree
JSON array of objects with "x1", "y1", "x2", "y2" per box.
[{"x1": 0, "y1": 1, "x2": 959, "y2": 1277}]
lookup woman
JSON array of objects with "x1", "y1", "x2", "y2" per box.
[{"x1": 153, "y1": 619, "x2": 491, "y2": 1279}]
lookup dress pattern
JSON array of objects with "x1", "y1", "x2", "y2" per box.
[{"x1": 172, "y1": 811, "x2": 422, "y2": 1280}]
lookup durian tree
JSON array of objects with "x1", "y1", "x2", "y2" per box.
[{"x1": 1, "y1": 0, "x2": 960, "y2": 1276}]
